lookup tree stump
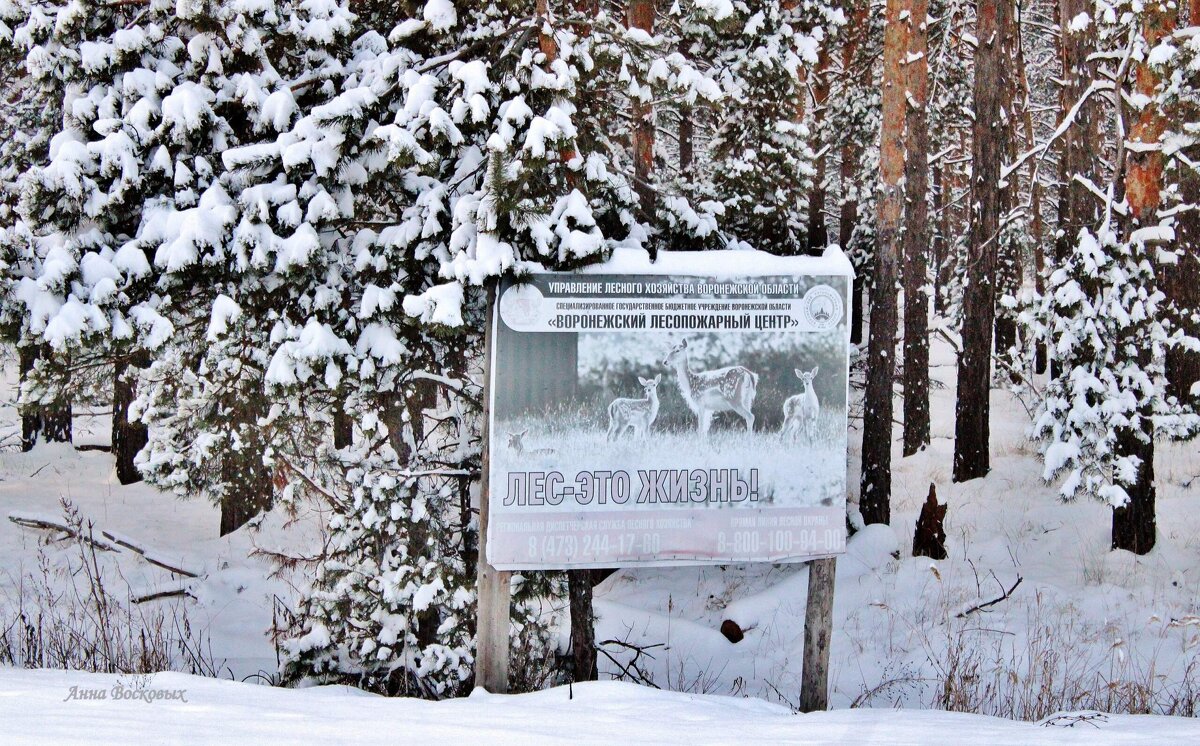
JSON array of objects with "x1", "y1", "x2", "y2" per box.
[{"x1": 912, "y1": 483, "x2": 947, "y2": 560}]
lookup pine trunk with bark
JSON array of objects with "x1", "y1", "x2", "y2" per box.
[
  {"x1": 901, "y1": 0, "x2": 931, "y2": 456},
  {"x1": 1015, "y1": 34, "x2": 1047, "y2": 374},
  {"x1": 1165, "y1": 0, "x2": 1200, "y2": 403},
  {"x1": 1053, "y1": 0, "x2": 1102, "y2": 378},
  {"x1": 839, "y1": 8, "x2": 867, "y2": 345},
  {"x1": 1113, "y1": 2, "x2": 1175, "y2": 555},
  {"x1": 627, "y1": 0, "x2": 656, "y2": 235},
  {"x1": 953, "y1": 0, "x2": 1011, "y2": 483},
  {"x1": 333, "y1": 398, "x2": 353, "y2": 449},
  {"x1": 112, "y1": 356, "x2": 148, "y2": 485},
  {"x1": 806, "y1": 51, "x2": 831, "y2": 254},
  {"x1": 932, "y1": 163, "x2": 947, "y2": 315},
  {"x1": 861, "y1": 0, "x2": 910, "y2": 525},
  {"x1": 568, "y1": 571, "x2": 597, "y2": 681},
  {"x1": 219, "y1": 396, "x2": 274, "y2": 537}
]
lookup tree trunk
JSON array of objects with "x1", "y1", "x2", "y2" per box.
[
  {"x1": 568, "y1": 570, "x2": 597, "y2": 681},
  {"x1": 1113, "y1": 1, "x2": 1174, "y2": 555},
  {"x1": 19, "y1": 345, "x2": 40, "y2": 452},
  {"x1": 112, "y1": 356, "x2": 148, "y2": 484},
  {"x1": 1167, "y1": 211, "x2": 1200, "y2": 404},
  {"x1": 932, "y1": 163, "x2": 947, "y2": 315},
  {"x1": 839, "y1": 10, "x2": 866, "y2": 345},
  {"x1": 1052, "y1": 0, "x2": 1102, "y2": 378},
  {"x1": 333, "y1": 397, "x2": 353, "y2": 449},
  {"x1": 627, "y1": 0, "x2": 656, "y2": 232},
  {"x1": 1165, "y1": 0, "x2": 1200, "y2": 402},
  {"x1": 901, "y1": 0, "x2": 931, "y2": 456},
  {"x1": 861, "y1": 0, "x2": 910, "y2": 525},
  {"x1": 219, "y1": 460, "x2": 273, "y2": 536},
  {"x1": 19, "y1": 345, "x2": 72, "y2": 451},
  {"x1": 1015, "y1": 35, "x2": 1048, "y2": 375},
  {"x1": 953, "y1": 0, "x2": 1011, "y2": 483},
  {"x1": 806, "y1": 51, "x2": 832, "y2": 254},
  {"x1": 993, "y1": 13, "x2": 1022, "y2": 364},
  {"x1": 219, "y1": 399, "x2": 273, "y2": 536},
  {"x1": 1111, "y1": 427, "x2": 1156, "y2": 554},
  {"x1": 679, "y1": 106, "x2": 694, "y2": 174}
]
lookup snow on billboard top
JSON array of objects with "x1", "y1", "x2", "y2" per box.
[{"x1": 487, "y1": 249, "x2": 852, "y2": 569}]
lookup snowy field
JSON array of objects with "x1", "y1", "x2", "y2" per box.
[
  {"x1": 2, "y1": 670, "x2": 1199, "y2": 744},
  {"x1": 1, "y1": 333, "x2": 1200, "y2": 739}
]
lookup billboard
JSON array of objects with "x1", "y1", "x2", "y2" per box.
[{"x1": 487, "y1": 256, "x2": 852, "y2": 569}]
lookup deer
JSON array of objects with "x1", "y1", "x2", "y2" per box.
[
  {"x1": 506, "y1": 430, "x2": 556, "y2": 456},
  {"x1": 662, "y1": 339, "x2": 758, "y2": 436},
  {"x1": 606, "y1": 374, "x2": 661, "y2": 441},
  {"x1": 781, "y1": 366, "x2": 820, "y2": 444}
]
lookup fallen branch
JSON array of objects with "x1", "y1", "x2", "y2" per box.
[
  {"x1": 955, "y1": 575, "x2": 1023, "y2": 618},
  {"x1": 7, "y1": 514, "x2": 120, "y2": 552},
  {"x1": 132, "y1": 587, "x2": 196, "y2": 604},
  {"x1": 597, "y1": 638, "x2": 662, "y2": 689},
  {"x1": 101, "y1": 531, "x2": 201, "y2": 578}
]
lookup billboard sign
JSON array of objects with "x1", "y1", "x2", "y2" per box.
[{"x1": 487, "y1": 251, "x2": 852, "y2": 569}]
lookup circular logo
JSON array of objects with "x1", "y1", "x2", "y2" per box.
[
  {"x1": 499, "y1": 283, "x2": 545, "y2": 330},
  {"x1": 802, "y1": 285, "x2": 843, "y2": 329}
]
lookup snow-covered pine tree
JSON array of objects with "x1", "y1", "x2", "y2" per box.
[
  {"x1": 1024, "y1": 221, "x2": 1198, "y2": 540},
  {"x1": 132, "y1": 0, "x2": 357, "y2": 533},
  {"x1": 0, "y1": 0, "x2": 74, "y2": 450},
  {"x1": 1022, "y1": 0, "x2": 1200, "y2": 553},
  {"x1": 704, "y1": 0, "x2": 844, "y2": 253},
  {"x1": 254, "y1": 0, "x2": 724, "y2": 696},
  {"x1": 10, "y1": 0, "x2": 354, "y2": 511}
]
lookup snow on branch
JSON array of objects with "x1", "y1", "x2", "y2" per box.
[{"x1": 1001, "y1": 80, "x2": 1115, "y2": 182}]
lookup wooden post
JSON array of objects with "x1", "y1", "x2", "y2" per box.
[
  {"x1": 799, "y1": 556, "x2": 836, "y2": 711},
  {"x1": 475, "y1": 283, "x2": 511, "y2": 693}
]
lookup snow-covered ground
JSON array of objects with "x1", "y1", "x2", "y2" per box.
[
  {"x1": 3, "y1": 670, "x2": 1198, "y2": 745},
  {"x1": 1, "y1": 333, "x2": 1199, "y2": 736}
]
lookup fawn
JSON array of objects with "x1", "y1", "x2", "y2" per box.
[
  {"x1": 606, "y1": 375, "x2": 661, "y2": 442},
  {"x1": 781, "y1": 366, "x2": 820, "y2": 444},
  {"x1": 663, "y1": 338, "x2": 758, "y2": 436}
]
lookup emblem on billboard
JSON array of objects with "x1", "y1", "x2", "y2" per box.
[
  {"x1": 802, "y1": 285, "x2": 843, "y2": 329},
  {"x1": 498, "y1": 282, "x2": 545, "y2": 330}
]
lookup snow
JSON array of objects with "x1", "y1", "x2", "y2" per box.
[
  {"x1": 402, "y1": 280, "x2": 466, "y2": 326},
  {"x1": 584, "y1": 245, "x2": 855, "y2": 278},
  {"x1": 207, "y1": 294, "x2": 242, "y2": 341},
  {"x1": 1, "y1": 671, "x2": 1197, "y2": 745},
  {"x1": 695, "y1": 0, "x2": 735, "y2": 22},
  {"x1": 423, "y1": 0, "x2": 457, "y2": 33}
]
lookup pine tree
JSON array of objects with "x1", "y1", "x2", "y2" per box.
[
  {"x1": 861, "y1": 0, "x2": 908, "y2": 525},
  {"x1": 258, "y1": 0, "x2": 725, "y2": 694},
  {"x1": 901, "y1": 0, "x2": 931, "y2": 455},
  {"x1": 706, "y1": 1, "x2": 843, "y2": 254},
  {"x1": 952, "y1": 0, "x2": 1011, "y2": 483},
  {"x1": 1022, "y1": 0, "x2": 1199, "y2": 554}
]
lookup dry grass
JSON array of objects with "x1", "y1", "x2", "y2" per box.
[
  {"x1": 854, "y1": 591, "x2": 1200, "y2": 719},
  {"x1": 0, "y1": 499, "x2": 219, "y2": 676}
]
